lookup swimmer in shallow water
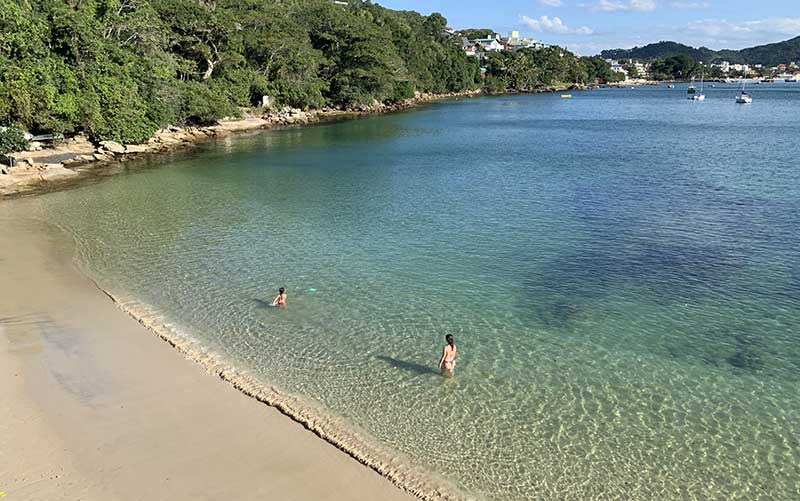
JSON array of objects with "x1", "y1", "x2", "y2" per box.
[
  {"x1": 271, "y1": 287, "x2": 287, "y2": 307},
  {"x1": 438, "y1": 334, "x2": 457, "y2": 377}
]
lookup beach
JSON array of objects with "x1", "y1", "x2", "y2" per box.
[
  {"x1": 0, "y1": 214, "x2": 417, "y2": 501},
  {"x1": 3, "y1": 86, "x2": 799, "y2": 500}
]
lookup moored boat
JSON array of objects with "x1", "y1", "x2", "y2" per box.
[{"x1": 736, "y1": 79, "x2": 753, "y2": 104}]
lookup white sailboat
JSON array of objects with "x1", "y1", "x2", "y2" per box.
[
  {"x1": 689, "y1": 72, "x2": 705, "y2": 101},
  {"x1": 736, "y1": 79, "x2": 753, "y2": 104}
]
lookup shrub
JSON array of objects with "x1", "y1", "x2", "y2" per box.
[
  {"x1": 389, "y1": 80, "x2": 415, "y2": 103},
  {"x1": 0, "y1": 126, "x2": 28, "y2": 155}
]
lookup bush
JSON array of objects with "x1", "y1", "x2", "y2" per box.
[
  {"x1": 389, "y1": 80, "x2": 415, "y2": 102},
  {"x1": 0, "y1": 126, "x2": 29, "y2": 155}
]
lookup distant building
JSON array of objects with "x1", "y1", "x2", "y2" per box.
[
  {"x1": 506, "y1": 31, "x2": 544, "y2": 50},
  {"x1": 472, "y1": 34, "x2": 506, "y2": 52},
  {"x1": 606, "y1": 59, "x2": 649, "y2": 80}
]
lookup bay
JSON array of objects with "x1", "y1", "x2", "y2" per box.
[{"x1": 14, "y1": 83, "x2": 800, "y2": 500}]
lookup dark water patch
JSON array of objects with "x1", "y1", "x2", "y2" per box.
[
  {"x1": 664, "y1": 320, "x2": 800, "y2": 378},
  {"x1": 727, "y1": 331, "x2": 765, "y2": 372},
  {"x1": 534, "y1": 301, "x2": 586, "y2": 330},
  {"x1": 253, "y1": 298, "x2": 274, "y2": 309}
]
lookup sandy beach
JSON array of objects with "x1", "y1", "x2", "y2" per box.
[{"x1": 0, "y1": 213, "x2": 416, "y2": 501}]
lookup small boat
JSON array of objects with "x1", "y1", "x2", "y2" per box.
[
  {"x1": 687, "y1": 80, "x2": 697, "y2": 95},
  {"x1": 689, "y1": 72, "x2": 706, "y2": 101},
  {"x1": 761, "y1": 78, "x2": 774, "y2": 83},
  {"x1": 786, "y1": 77, "x2": 798, "y2": 83},
  {"x1": 668, "y1": 84, "x2": 675, "y2": 89},
  {"x1": 736, "y1": 79, "x2": 753, "y2": 104},
  {"x1": 560, "y1": 94, "x2": 572, "y2": 99}
]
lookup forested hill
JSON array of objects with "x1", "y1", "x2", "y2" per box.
[
  {"x1": 0, "y1": 0, "x2": 621, "y2": 146},
  {"x1": 0, "y1": 0, "x2": 479, "y2": 144},
  {"x1": 601, "y1": 36, "x2": 800, "y2": 66}
]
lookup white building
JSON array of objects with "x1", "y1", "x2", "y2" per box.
[{"x1": 507, "y1": 31, "x2": 544, "y2": 50}]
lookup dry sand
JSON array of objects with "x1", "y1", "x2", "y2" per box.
[{"x1": 0, "y1": 213, "x2": 416, "y2": 501}]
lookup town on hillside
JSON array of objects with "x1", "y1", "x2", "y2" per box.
[
  {"x1": 604, "y1": 58, "x2": 800, "y2": 82},
  {"x1": 461, "y1": 31, "x2": 800, "y2": 83}
]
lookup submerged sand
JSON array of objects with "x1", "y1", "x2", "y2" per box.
[{"x1": 0, "y1": 213, "x2": 418, "y2": 500}]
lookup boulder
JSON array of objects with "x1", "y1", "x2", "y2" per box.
[
  {"x1": 99, "y1": 140, "x2": 125, "y2": 154},
  {"x1": 26, "y1": 141, "x2": 44, "y2": 152},
  {"x1": 125, "y1": 144, "x2": 149, "y2": 154}
]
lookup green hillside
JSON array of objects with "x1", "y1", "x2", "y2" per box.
[
  {"x1": 600, "y1": 36, "x2": 800, "y2": 66},
  {"x1": 739, "y1": 36, "x2": 800, "y2": 66},
  {"x1": 0, "y1": 0, "x2": 620, "y2": 145}
]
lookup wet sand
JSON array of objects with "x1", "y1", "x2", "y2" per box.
[{"x1": 0, "y1": 214, "x2": 416, "y2": 501}]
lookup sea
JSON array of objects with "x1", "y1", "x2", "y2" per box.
[{"x1": 13, "y1": 82, "x2": 800, "y2": 500}]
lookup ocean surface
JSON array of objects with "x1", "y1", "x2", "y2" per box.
[{"x1": 14, "y1": 82, "x2": 800, "y2": 499}]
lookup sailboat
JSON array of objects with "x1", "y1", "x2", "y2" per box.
[
  {"x1": 689, "y1": 72, "x2": 705, "y2": 101},
  {"x1": 736, "y1": 79, "x2": 753, "y2": 104}
]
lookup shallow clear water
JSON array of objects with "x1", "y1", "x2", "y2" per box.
[{"x1": 14, "y1": 83, "x2": 800, "y2": 499}]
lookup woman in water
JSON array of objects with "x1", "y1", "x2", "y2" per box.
[
  {"x1": 271, "y1": 287, "x2": 287, "y2": 307},
  {"x1": 438, "y1": 334, "x2": 457, "y2": 377}
]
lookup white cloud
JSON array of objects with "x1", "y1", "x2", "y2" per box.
[
  {"x1": 670, "y1": 1, "x2": 710, "y2": 8},
  {"x1": 687, "y1": 17, "x2": 800, "y2": 43},
  {"x1": 521, "y1": 15, "x2": 594, "y2": 35},
  {"x1": 538, "y1": 0, "x2": 564, "y2": 6},
  {"x1": 580, "y1": 0, "x2": 657, "y2": 12}
]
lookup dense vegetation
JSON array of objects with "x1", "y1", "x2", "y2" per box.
[
  {"x1": 0, "y1": 0, "x2": 480, "y2": 143},
  {"x1": 648, "y1": 55, "x2": 699, "y2": 81},
  {"x1": 483, "y1": 49, "x2": 624, "y2": 91},
  {"x1": 0, "y1": 0, "x2": 618, "y2": 146},
  {"x1": 0, "y1": 126, "x2": 28, "y2": 155},
  {"x1": 601, "y1": 36, "x2": 800, "y2": 66}
]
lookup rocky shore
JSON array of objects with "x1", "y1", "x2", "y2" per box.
[{"x1": 0, "y1": 89, "x2": 482, "y2": 198}]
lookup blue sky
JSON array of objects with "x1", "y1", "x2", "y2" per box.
[{"x1": 376, "y1": 0, "x2": 800, "y2": 55}]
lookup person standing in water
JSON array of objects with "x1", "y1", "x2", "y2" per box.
[
  {"x1": 438, "y1": 334, "x2": 457, "y2": 376},
  {"x1": 271, "y1": 287, "x2": 287, "y2": 307}
]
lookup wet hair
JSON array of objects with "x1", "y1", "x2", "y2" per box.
[
  {"x1": 445, "y1": 334, "x2": 454, "y2": 346},
  {"x1": 279, "y1": 287, "x2": 285, "y2": 294}
]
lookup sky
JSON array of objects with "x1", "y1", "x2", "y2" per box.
[{"x1": 376, "y1": 0, "x2": 800, "y2": 55}]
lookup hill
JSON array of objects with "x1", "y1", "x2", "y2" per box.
[
  {"x1": 600, "y1": 36, "x2": 800, "y2": 66},
  {"x1": 739, "y1": 36, "x2": 800, "y2": 66}
]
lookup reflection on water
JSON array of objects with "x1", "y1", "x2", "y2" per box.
[{"x1": 14, "y1": 84, "x2": 800, "y2": 500}]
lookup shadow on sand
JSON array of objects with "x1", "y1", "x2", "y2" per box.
[{"x1": 376, "y1": 355, "x2": 439, "y2": 376}]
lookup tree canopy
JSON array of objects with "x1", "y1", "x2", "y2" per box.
[{"x1": 0, "y1": 0, "x2": 618, "y2": 145}]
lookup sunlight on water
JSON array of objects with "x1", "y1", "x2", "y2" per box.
[{"x1": 15, "y1": 84, "x2": 800, "y2": 500}]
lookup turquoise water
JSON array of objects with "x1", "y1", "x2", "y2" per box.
[{"x1": 13, "y1": 83, "x2": 800, "y2": 499}]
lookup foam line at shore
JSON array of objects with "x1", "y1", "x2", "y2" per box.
[{"x1": 92, "y1": 284, "x2": 473, "y2": 501}]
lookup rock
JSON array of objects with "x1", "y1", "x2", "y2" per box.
[
  {"x1": 125, "y1": 144, "x2": 149, "y2": 154},
  {"x1": 22, "y1": 158, "x2": 35, "y2": 167},
  {"x1": 93, "y1": 153, "x2": 111, "y2": 161},
  {"x1": 39, "y1": 164, "x2": 78, "y2": 181},
  {"x1": 77, "y1": 154, "x2": 96, "y2": 162},
  {"x1": 99, "y1": 140, "x2": 125, "y2": 154},
  {"x1": 26, "y1": 141, "x2": 43, "y2": 151}
]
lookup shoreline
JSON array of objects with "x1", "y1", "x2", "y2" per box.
[
  {"x1": 0, "y1": 89, "x2": 483, "y2": 199},
  {"x1": 0, "y1": 212, "x2": 466, "y2": 500}
]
